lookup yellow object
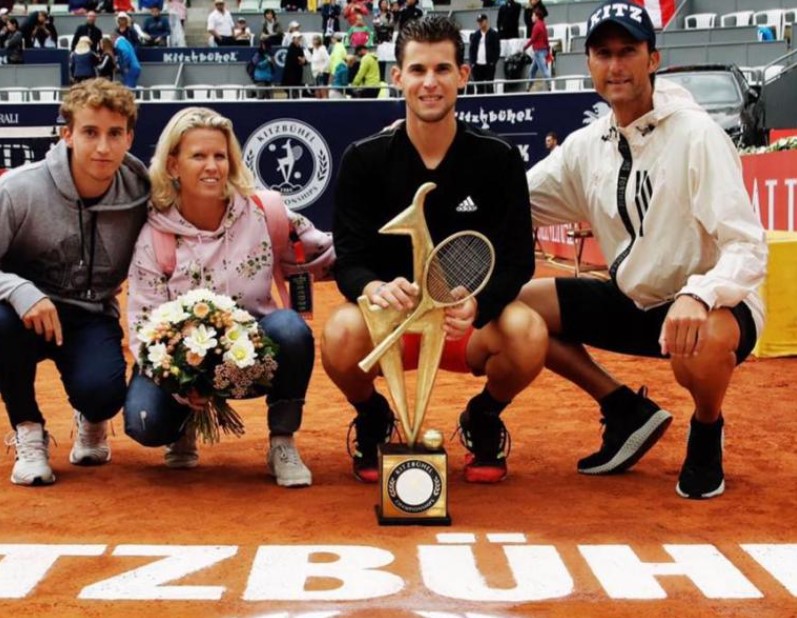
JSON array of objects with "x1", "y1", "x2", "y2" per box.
[{"x1": 753, "y1": 231, "x2": 797, "y2": 358}]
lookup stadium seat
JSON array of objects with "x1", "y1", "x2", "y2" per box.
[
  {"x1": 460, "y1": 29, "x2": 473, "y2": 45},
  {"x1": 216, "y1": 84, "x2": 243, "y2": 100},
  {"x1": 149, "y1": 85, "x2": 180, "y2": 100},
  {"x1": 684, "y1": 13, "x2": 716, "y2": 29},
  {"x1": 547, "y1": 23, "x2": 570, "y2": 52},
  {"x1": 567, "y1": 21, "x2": 587, "y2": 40},
  {"x1": 420, "y1": 0, "x2": 433, "y2": 11},
  {"x1": 720, "y1": 11, "x2": 754, "y2": 28},
  {"x1": 261, "y1": 0, "x2": 280, "y2": 10},
  {"x1": 754, "y1": 9, "x2": 785, "y2": 39},
  {"x1": 185, "y1": 85, "x2": 214, "y2": 101},
  {"x1": 49, "y1": 4, "x2": 70, "y2": 14},
  {"x1": 764, "y1": 64, "x2": 785, "y2": 81},
  {"x1": 785, "y1": 9, "x2": 797, "y2": 25},
  {"x1": 239, "y1": 0, "x2": 260, "y2": 12},
  {"x1": 0, "y1": 88, "x2": 26, "y2": 102},
  {"x1": 57, "y1": 34, "x2": 73, "y2": 49},
  {"x1": 30, "y1": 87, "x2": 60, "y2": 102}
]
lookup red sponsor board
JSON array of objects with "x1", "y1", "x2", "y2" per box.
[{"x1": 536, "y1": 150, "x2": 797, "y2": 268}]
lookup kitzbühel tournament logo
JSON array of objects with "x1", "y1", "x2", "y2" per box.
[{"x1": 242, "y1": 119, "x2": 331, "y2": 211}]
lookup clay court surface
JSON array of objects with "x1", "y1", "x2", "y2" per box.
[{"x1": 1, "y1": 265, "x2": 795, "y2": 617}]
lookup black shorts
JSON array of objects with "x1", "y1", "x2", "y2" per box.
[{"x1": 556, "y1": 278, "x2": 757, "y2": 365}]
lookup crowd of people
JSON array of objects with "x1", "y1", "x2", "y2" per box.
[{"x1": 0, "y1": 5, "x2": 768, "y2": 503}]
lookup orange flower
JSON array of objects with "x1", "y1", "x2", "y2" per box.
[
  {"x1": 186, "y1": 351, "x2": 204, "y2": 366},
  {"x1": 193, "y1": 302, "x2": 211, "y2": 319}
]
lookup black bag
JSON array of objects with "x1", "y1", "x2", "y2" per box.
[{"x1": 504, "y1": 51, "x2": 531, "y2": 79}]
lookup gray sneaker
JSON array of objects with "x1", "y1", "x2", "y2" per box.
[
  {"x1": 6, "y1": 422, "x2": 56, "y2": 486},
  {"x1": 267, "y1": 436, "x2": 312, "y2": 487},
  {"x1": 69, "y1": 411, "x2": 111, "y2": 466},
  {"x1": 165, "y1": 421, "x2": 199, "y2": 469}
]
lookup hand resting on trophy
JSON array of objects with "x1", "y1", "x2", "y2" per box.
[{"x1": 359, "y1": 231, "x2": 495, "y2": 373}]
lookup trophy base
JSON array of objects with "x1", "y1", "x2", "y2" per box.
[
  {"x1": 375, "y1": 505, "x2": 451, "y2": 526},
  {"x1": 376, "y1": 443, "x2": 451, "y2": 526}
]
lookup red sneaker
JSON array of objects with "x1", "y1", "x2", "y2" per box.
[{"x1": 464, "y1": 453, "x2": 508, "y2": 483}]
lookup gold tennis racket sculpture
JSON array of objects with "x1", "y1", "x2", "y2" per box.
[{"x1": 357, "y1": 183, "x2": 496, "y2": 526}]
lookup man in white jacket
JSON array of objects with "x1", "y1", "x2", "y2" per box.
[{"x1": 522, "y1": 0, "x2": 767, "y2": 499}]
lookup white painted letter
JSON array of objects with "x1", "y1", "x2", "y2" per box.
[
  {"x1": 0, "y1": 544, "x2": 106, "y2": 599},
  {"x1": 418, "y1": 543, "x2": 573, "y2": 602},
  {"x1": 579, "y1": 544, "x2": 762, "y2": 599},
  {"x1": 79, "y1": 545, "x2": 237, "y2": 600},
  {"x1": 765, "y1": 179, "x2": 778, "y2": 230},
  {"x1": 243, "y1": 545, "x2": 403, "y2": 601},
  {"x1": 785, "y1": 178, "x2": 796, "y2": 231},
  {"x1": 742, "y1": 544, "x2": 797, "y2": 595}
]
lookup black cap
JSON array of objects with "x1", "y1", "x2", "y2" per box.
[
  {"x1": 585, "y1": 0, "x2": 656, "y2": 50},
  {"x1": 476, "y1": 13, "x2": 488, "y2": 22}
]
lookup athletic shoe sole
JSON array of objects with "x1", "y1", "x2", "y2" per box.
[
  {"x1": 69, "y1": 450, "x2": 111, "y2": 466},
  {"x1": 267, "y1": 465, "x2": 312, "y2": 488},
  {"x1": 675, "y1": 478, "x2": 725, "y2": 499},
  {"x1": 578, "y1": 409, "x2": 673, "y2": 475},
  {"x1": 10, "y1": 472, "x2": 56, "y2": 486}
]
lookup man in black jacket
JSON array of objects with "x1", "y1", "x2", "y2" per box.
[
  {"x1": 468, "y1": 13, "x2": 500, "y2": 94},
  {"x1": 71, "y1": 10, "x2": 103, "y2": 52},
  {"x1": 323, "y1": 16, "x2": 547, "y2": 485},
  {"x1": 497, "y1": 0, "x2": 520, "y2": 39}
]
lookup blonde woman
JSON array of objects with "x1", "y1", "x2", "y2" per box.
[
  {"x1": 310, "y1": 34, "x2": 330, "y2": 99},
  {"x1": 69, "y1": 36, "x2": 98, "y2": 83},
  {"x1": 124, "y1": 107, "x2": 334, "y2": 487}
]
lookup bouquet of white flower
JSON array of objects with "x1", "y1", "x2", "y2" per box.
[{"x1": 136, "y1": 289, "x2": 279, "y2": 443}]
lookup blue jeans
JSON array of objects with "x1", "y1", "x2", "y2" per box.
[
  {"x1": 124, "y1": 309, "x2": 314, "y2": 446},
  {"x1": 529, "y1": 49, "x2": 551, "y2": 82},
  {"x1": 0, "y1": 301, "x2": 126, "y2": 428}
]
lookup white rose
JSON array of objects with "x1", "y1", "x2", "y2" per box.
[
  {"x1": 152, "y1": 300, "x2": 190, "y2": 325},
  {"x1": 147, "y1": 343, "x2": 170, "y2": 368},
  {"x1": 181, "y1": 289, "x2": 216, "y2": 306},
  {"x1": 223, "y1": 337, "x2": 257, "y2": 368},
  {"x1": 231, "y1": 308, "x2": 255, "y2": 323},
  {"x1": 183, "y1": 324, "x2": 218, "y2": 357},
  {"x1": 212, "y1": 294, "x2": 236, "y2": 311}
]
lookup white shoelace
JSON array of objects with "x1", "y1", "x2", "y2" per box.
[{"x1": 273, "y1": 443, "x2": 302, "y2": 466}]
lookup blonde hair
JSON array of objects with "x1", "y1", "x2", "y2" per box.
[
  {"x1": 74, "y1": 36, "x2": 92, "y2": 54},
  {"x1": 149, "y1": 106, "x2": 255, "y2": 212},
  {"x1": 60, "y1": 78, "x2": 137, "y2": 131}
]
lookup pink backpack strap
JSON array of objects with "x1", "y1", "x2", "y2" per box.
[
  {"x1": 151, "y1": 227, "x2": 177, "y2": 277},
  {"x1": 251, "y1": 190, "x2": 291, "y2": 309}
]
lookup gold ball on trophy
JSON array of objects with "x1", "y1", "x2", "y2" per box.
[{"x1": 422, "y1": 428, "x2": 444, "y2": 451}]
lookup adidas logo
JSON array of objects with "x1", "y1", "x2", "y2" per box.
[{"x1": 456, "y1": 196, "x2": 478, "y2": 212}]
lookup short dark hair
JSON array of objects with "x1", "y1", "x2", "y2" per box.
[
  {"x1": 395, "y1": 15, "x2": 464, "y2": 68},
  {"x1": 546, "y1": 131, "x2": 558, "y2": 141},
  {"x1": 354, "y1": 44, "x2": 367, "y2": 54}
]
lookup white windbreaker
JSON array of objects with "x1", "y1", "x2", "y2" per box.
[{"x1": 528, "y1": 78, "x2": 767, "y2": 336}]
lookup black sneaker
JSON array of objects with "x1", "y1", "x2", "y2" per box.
[
  {"x1": 458, "y1": 410, "x2": 511, "y2": 483},
  {"x1": 578, "y1": 386, "x2": 673, "y2": 475},
  {"x1": 676, "y1": 415, "x2": 725, "y2": 499},
  {"x1": 346, "y1": 396, "x2": 396, "y2": 483}
]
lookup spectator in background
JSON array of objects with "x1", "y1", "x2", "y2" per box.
[
  {"x1": 142, "y1": 6, "x2": 171, "y2": 47},
  {"x1": 0, "y1": 10, "x2": 9, "y2": 44},
  {"x1": 282, "y1": 32, "x2": 307, "y2": 99},
  {"x1": 373, "y1": 0, "x2": 395, "y2": 43},
  {"x1": 544, "y1": 131, "x2": 558, "y2": 152},
  {"x1": 497, "y1": 0, "x2": 520, "y2": 40},
  {"x1": 281, "y1": 20, "x2": 301, "y2": 47},
  {"x1": 247, "y1": 35, "x2": 274, "y2": 99},
  {"x1": 281, "y1": 0, "x2": 306, "y2": 13},
  {"x1": 328, "y1": 30, "x2": 347, "y2": 73},
  {"x1": 70, "y1": 35, "x2": 98, "y2": 82},
  {"x1": 345, "y1": 13, "x2": 373, "y2": 47},
  {"x1": 469, "y1": 13, "x2": 500, "y2": 94},
  {"x1": 343, "y1": 0, "x2": 369, "y2": 27},
  {"x1": 329, "y1": 53, "x2": 353, "y2": 99},
  {"x1": 233, "y1": 17, "x2": 253, "y2": 44},
  {"x1": 207, "y1": 0, "x2": 235, "y2": 46},
  {"x1": 96, "y1": 35, "x2": 116, "y2": 79},
  {"x1": 114, "y1": 0, "x2": 135, "y2": 12},
  {"x1": 351, "y1": 43, "x2": 379, "y2": 98},
  {"x1": 113, "y1": 32, "x2": 140, "y2": 88},
  {"x1": 523, "y1": 7, "x2": 550, "y2": 90},
  {"x1": 397, "y1": 0, "x2": 423, "y2": 30},
  {"x1": 4, "y1": 17, "x2": 23, "y2": 64},
  {"x1": 310, "y1": 34, "x2": 330, "y2": 99},
  {"x1": 167, "y1": 0, "x2": 187, "y2": 27},
  {"x1": 72, "y1": 10, "x2": 103, "y2": 52},
  {"x1": 115, "y1": 12, "x2": 141, "y2": 48},
  {"x1": 523, "y1": 0, "x2": 547, "y2": 34},
  {"x1": 68, "y1": 0, "x2": 96, "y2": 15},
  {"x1": 261, "y1": 9, "x2": 283, "y2": 46},
  {"x1": 320, "y1": 0, "x2": 341, "y2": 45},
  {"x1": 28, "y1": 11, "x2": 58, "y2": 48}
]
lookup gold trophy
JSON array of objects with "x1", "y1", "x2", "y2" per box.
[{"x1": 357, "y1": 183, "x2": 495, "y2": 526}]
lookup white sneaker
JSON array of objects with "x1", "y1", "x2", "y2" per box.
[
  {"x1": 267, "y1": 436, "x2": 312, "y2": 487},
  {"x1": 6, "y1": 422, "x2": 56, "y2": 486},
  {"x1": 69, "y1": 411, "x2": 111, "y2": 465},
  {"x1": 165, "y1": 421, "x2": 199, "y2": 469}
]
